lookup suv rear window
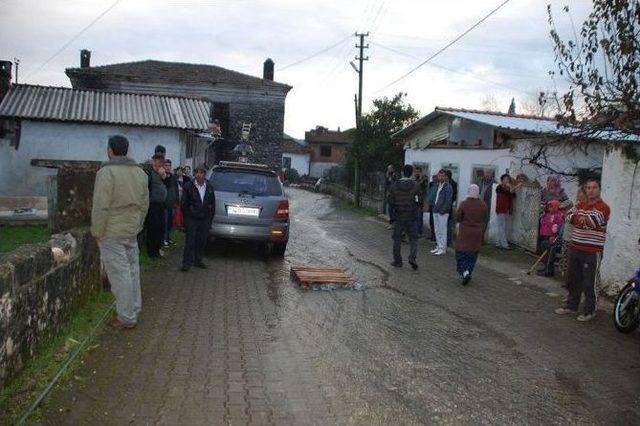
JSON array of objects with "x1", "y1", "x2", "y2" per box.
[{"x1": 211, "y1": 170, "x2": 282, "y2": 196}]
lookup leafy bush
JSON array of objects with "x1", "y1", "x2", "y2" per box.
[{"x1": 284, "y1": 168, "x2": 299, "y2": 183}]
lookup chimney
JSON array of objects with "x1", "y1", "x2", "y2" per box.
[
  {"x1": 0, "y1": 60, "x2": 12, "y2": 103},
  {"x1": 263, "y1": 58, "x2": 274, "y2": 81},
  {"x1": 80, "y1": 49, "x2": 91, "y2": 68}
]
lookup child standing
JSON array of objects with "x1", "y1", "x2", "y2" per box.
[{"x1": 538, "y1": 199, "x2": 564, "y2": 276}]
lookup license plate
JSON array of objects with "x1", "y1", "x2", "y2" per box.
[{"x1": 227, "y1": 206, "x2": 260, "y2": 217}]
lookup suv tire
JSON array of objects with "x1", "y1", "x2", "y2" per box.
[{"x1": 272, "y1": 241, "x2": 287, "y2": 257}]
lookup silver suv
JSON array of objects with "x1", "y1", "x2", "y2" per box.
[{"x1": 208, "y1": 161, "x2": 289, "y2": 256}]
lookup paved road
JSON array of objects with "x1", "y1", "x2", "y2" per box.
[{"x1": 41, "y1": 188, "x2": 640, "y2": 425}]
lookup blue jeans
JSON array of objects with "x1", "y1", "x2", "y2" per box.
[
  {"x1": 455, "y1": 251, "x2": 479, "y2": 276},
  {"x1": 393, "y1": 219, "x2": 418, "y2": 263},
  {"x1": 416, "y1": 205, "x2": 424, "y2": 235},
  {"x1": 388, "y1": 204, "x2": 396, "y2": 223}
]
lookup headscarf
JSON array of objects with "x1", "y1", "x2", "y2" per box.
[
  {"x1": 467, "y1": 184, "x2": 480, "y2": 199},
  {"x1": 547, "y1": 199, "x2": 560, "y2": 211}
]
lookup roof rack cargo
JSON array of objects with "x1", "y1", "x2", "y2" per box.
[{"x1": 217, "y1": 161, "x2": 270, "y2": 170}]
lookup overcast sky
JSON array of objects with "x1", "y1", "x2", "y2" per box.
[{"x1": 0, "y1": 0, "x2": 592, "y2": 137}]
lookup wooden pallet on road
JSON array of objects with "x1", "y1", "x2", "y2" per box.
[{"x1": 290, "y1": 266, "x2": 354, "y2": 287}]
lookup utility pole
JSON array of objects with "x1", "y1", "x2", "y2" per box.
[{"x1": 352, "y1": 32, "x2": 368, "y2": 207}]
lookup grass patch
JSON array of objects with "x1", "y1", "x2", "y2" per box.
[
  {"x1": 139, "y1": 229, "x2": 185, "y2": 272},
  {"x1": 1, "y1": 229, "x2": 185, "y2": 424},
  {"x1": 337, "y1": 199, "x2": 381, "y2": 218},
  {"x1": 0, "y1": 224, "x2": 50, "y2": 254},
  {"x1": 0, "y1": 290, "x2": 114, "y2": 424}
]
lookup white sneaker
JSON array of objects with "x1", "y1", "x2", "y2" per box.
[
  {"x1": 577, "y1": 313, "x2": 596, "y2": 322},
  {"x1": 433, "y1": 249, "x2": 446, "y2": 256},
  {"x1": 430, "y1": 248, "x2": 439, "y2": 254},
  {"x1": 462, "y1": 270, "x2": 469, "y2": 278}
]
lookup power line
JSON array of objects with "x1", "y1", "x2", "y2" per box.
[
  {"x1": 371, "y1": 41, "x2": 535, "y2": 95},
  {"x1": 24, "y1": 0, "x2": 124, "y2": 80},
  {"x1": 278, "y1": 35, "x2": 351, "y2": 72},
  {"x1": 375, "y1": 0, "x2": 512, "y2": 92}
]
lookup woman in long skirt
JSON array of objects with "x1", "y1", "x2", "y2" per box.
[{"x1": 454, "y1": 184, "x2": 488, "y2": 285}]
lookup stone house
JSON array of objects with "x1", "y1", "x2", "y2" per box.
[
  {"x1": 281, "y1": 133, "x2": 310, "y2": 176},
  {"x1": 65, "y1": 51, "x2": 292, "y2": 170},
  {"x1": 0, "y1": 82, "x2": 211, "y2": 197},
  {"x1": 305, "y1": 126, "x2": 353, "y2": 178}
]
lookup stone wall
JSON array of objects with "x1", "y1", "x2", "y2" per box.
[
  {"x1": 228, "y1": 101, "x2": 285, "y2": 170},
  {"x1": 0, "y1": 228, "x2": 101, "y2": 388},
  {"x1": 318, "y1": 182, "x2": 384, "y2": 213}
]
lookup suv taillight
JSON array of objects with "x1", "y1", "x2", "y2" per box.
[{"x1": 275, "y1": 200, "x2": 289, "y2": 219}]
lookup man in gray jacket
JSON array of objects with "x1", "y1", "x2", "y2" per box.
[
  {"x1": 431, "y1": 169, "x2": 453, "y2": 255},
  {"x1": 91, "y1": 135, "x2": 149, "y2": 329}
]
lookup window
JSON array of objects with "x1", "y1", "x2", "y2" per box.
[
  {"x1": 210, "y1": 170, "x2": 282, "y2": 196},
  {"x1": 471, "y1": 165, "x2": 499, "y2": 184},
  {"x1": 212, "y1": 103, "x2": 230, "y2": 139},
  {"x1": 320, "y1": 145, "x2": 332, "y2": 157},
  {"x1": 412, "y1": 162, "x2": 429, "y2": 179},
  {"x1": 282, "y1": 156, "x2": 292, "y2": 170}
]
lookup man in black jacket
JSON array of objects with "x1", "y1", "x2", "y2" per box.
[
  {"x1": 181, "y1": 164, "x2": 216, "y2": 272},
  {"x1": 163, "y1": 159, "x2": 180, "y2": 246},
  {"x1": 388, "y1": 164, "x2": 419, "y2": 270},
  {"x1": 145, "y1": 154, "x2": 167, "y2": 258}
]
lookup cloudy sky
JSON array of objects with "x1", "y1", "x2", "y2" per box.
[{"x1": 0, "y1": 0, "x2": 592, "y2": 137}]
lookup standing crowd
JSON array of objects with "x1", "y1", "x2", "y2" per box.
[
  {"x1": 91, "y1": 135, "x2": 216, "y2": 330},
  {"x1": 386, "y1": 163, "x2": 611, "y2": 321}
]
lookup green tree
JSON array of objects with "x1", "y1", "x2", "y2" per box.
[{"x1": 347, "y1": 93, "x2": 419, "y2": 187}]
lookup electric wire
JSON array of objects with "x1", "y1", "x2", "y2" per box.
[
  {"x1": 24, "y1": 0, "x2": 124, "y2": 81},
  {"x1": 371, "y1": 41, "x2": 535, "y2": 95},
  {"x1": 375, "y1": 0, "x2": 512, "y2": 92},
  {"x1": 278, "y1": 35, "x2": 352, "y2": 72}
]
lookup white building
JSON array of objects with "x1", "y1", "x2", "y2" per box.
[
  {"x1": 281, "y1": 133, "x2": 310, "y2": 176},
  {"x1": 600, "y1": 144, "x2": 640, "y2": 294},
  {"x1": 0, "y1": 84, "x2": 211, "y2": 197},
  {"x1": 393, "y1": 107, "x2": 604, "y2": 242}
]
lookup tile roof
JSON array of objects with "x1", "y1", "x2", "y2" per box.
[
  {"x1": 66, "y1": 60, "x2": 292, "y2": 92},
  {"x1": 304, "y1": 128, "x2": 354, "y2": 145},
  {"x1": 0, "y1": 84, "x2": 212, "y2": 130},
  {"x1": 282, "y1": 136, "x2": 309, "y2": 154}
]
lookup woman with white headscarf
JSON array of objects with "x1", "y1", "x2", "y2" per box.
[{"x1": 454, "y1": 184, "x2": 488, "y2": 285}]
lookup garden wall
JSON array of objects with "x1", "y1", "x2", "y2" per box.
[{"x1": 0, "y1": 228, "x2": 101, "y2": 388}]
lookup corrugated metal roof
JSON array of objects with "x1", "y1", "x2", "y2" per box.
[
  {"x1": 393, "y1": 107, "x2": 638, "y2": 143},
  {"x1": 0, "y1": 84, "x2": 212, "y2": 130},
  {"x1": 442, "y1": 109, "x2": 558, "y2": 134}
]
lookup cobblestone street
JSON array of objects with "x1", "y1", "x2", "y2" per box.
[{"x1": 41, "y1": 188, "x2": 640, "y2": 425}]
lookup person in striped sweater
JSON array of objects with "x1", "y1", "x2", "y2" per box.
[{"x1": 555, "y1": 178, "x2": 610, "y2": 322}]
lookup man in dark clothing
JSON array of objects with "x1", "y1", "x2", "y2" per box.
[
  {"x1": 413, "y1": 166, "x2": 428, "y2": 238},
  {"x1": 388, "y1": 164, "x2": 419, "y2": 270},
  {"x1": 384, "y1": 164, "x2": 398, "y2": 229},
  {"x1": 145, "y1": 154, "x2": 168, "y2": 258},
  {"x1": 445, "y1": 170, "x2": 458, "y2": 245},
  {"x1": 181, "y1": 164, "x2": 216, "y2": 272},
  {"x1": 476, "y1": 168, "x2": 495, "y2": 240},
  {"x1": 427, "y1": 174, "x2": 438, "y2": 242},
  {"x1": 163, "y1": 159, "x2": 180, "y2": 246}
]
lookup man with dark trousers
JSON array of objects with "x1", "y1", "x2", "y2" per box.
[
  {"x1": 181, "y1": 164, "x2": 216, "y2": 272},
  {"x1": 388, "y1": 164, "x2": 419, "y2": 270}
]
